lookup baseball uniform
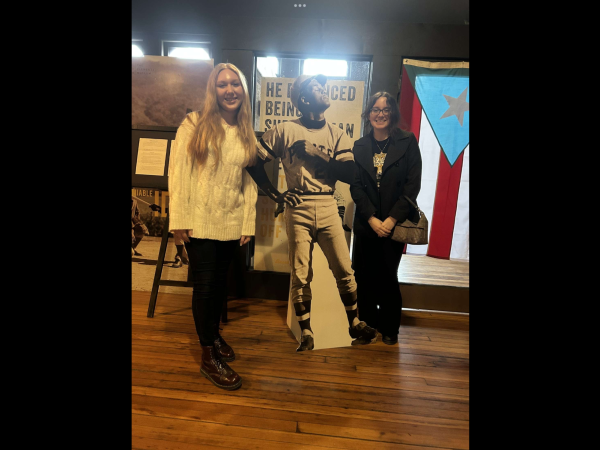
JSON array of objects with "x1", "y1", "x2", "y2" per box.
[{"x1": 256, "y1": 118, "x2": 359, "y2": 335}]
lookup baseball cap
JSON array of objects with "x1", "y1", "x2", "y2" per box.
[{"x1": 290, "y1": 74, "x2": 327, "y2": 109}]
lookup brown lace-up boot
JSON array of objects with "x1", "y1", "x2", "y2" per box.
[
  {"x1": 214, "y1": 324, "x2": 235, "y2": 362},
  {"x1": 200, "y1": 345, "x2": 242, "y2": 390},
  {"x1": 214, "y1": 333, "x2": 236, "y2": 362}
]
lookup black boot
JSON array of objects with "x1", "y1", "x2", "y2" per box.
[{"x1": 382, "y1": 334, "x2": 399, "y2": 345}]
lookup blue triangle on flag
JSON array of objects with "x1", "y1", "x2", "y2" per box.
[{"x1": 414, "y1": 75, "x2": 469, "y2": 166}]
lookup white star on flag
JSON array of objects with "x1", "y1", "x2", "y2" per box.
[{"x1": 440, "y1": 87, "x2": 469, "y2": 126}]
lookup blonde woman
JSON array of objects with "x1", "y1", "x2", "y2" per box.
[{"x1": 168, "y1": 63, "x2": 258, "y2": 390}]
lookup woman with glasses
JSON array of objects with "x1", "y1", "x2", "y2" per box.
[{"x1": 349, "y1": 92, "x2": 422, "y2": 345}]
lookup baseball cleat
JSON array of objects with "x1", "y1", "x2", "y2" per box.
[
  {"x1": 349, "y1": 321, "x2": 377, "y2": 344},
  {"x1": 296, "y1": 334, "x2": 314, "y2": 352}
]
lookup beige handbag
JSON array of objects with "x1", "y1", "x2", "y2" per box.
[{"x1": 392, "y1": 196, "x2": 428, "y2": 245}]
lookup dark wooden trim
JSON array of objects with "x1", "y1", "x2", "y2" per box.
[{"x1": 400, "y1": 283, "x2": 469, "y2": 313}]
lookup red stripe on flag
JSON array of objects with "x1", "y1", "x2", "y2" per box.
[
  {"x1": 427, "y1": 152, "x2": 464, "y2": 259},
  {"x1": 398, "y1": 65, "x2": 422, "y2": 255},
  {"x1": 399, "y1": 65, "x2": 422, "y2": 141}
]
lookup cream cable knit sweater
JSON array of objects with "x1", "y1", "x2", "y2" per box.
[{"x1": 168, "y1": 112, "x2": 258, "y2": 240}]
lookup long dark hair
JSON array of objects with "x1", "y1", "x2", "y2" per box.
[{"x1": 361, "y1": 91, "x2": 401, "y2": 136}]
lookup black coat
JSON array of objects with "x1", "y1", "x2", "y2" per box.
[{"x1": 350, "y1": 129, "x2": 422, "y2": 239}]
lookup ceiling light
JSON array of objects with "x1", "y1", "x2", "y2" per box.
[
  {"x1": 303, "y1": 59, "x2": 348, "y2": 77},
  {"x1": 168, "y1": 47, "x2": 210, "y2": 60}
]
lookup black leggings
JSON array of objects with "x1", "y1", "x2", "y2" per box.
[{"x1": 184, "y1": 238, "x2": 238, "y2": 346}]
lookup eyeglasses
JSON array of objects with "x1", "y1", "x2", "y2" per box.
[{"x1": 371, "y1": 108, "x2": 391, "y2": 116}]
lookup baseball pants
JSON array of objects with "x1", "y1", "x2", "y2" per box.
[{"x1": 285, "y1": 197, "x2": 357, "y2": 310}]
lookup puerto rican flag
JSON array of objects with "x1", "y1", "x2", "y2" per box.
[{"x1": 398, "y1": 59, "x2": 469, "y2": 260}]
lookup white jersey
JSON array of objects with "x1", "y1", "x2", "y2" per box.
[{"x1": 256, "y1": 119, "x2": 354, "y2": 193}]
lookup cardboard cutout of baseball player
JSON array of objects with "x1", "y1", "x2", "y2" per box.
[{"x1": 246, "y1": 74, "x2": 377, "y2": 352}]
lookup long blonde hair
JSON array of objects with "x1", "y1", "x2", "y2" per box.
[{"x1": 187, "y1": 63, "x2": 257, "y2": 168}]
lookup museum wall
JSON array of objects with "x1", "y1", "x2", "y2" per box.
[{"x1": 132, "y1": 0, "x2": 469, "y2": 100}]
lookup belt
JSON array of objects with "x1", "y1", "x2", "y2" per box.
[{"x1": 298, "y1": 191, "x2": 334, "y2": 196}]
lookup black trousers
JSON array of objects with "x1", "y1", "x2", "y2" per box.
[
  {"x1": 352, "y1": 235, "x2": 404, "y2": 337},
  {"x1": 184, "y1": 238, "x2": 238, "y2": 346}
]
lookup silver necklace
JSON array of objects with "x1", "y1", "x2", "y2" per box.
[{"x1": 375, "y1": 136, "x2": 390, "y2": 153}]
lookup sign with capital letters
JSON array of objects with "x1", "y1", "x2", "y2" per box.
[{"x1": 259, "y1": 77, "x2": 364, "y2": 139}]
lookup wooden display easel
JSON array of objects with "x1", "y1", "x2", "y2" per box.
[
  {"x1": 146, "y1": 213, "x2": 188, "y2": 317},
  {"x1": 145, "y1": 211, "x2": 229, "y2": 323}
]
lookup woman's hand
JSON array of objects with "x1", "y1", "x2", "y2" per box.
[
  {"x1": 368, "y1": 216, "x2": 391, "y2": 238},
  {"x1": 381, "y1": 216, "x2": 398, "y2": 232},
  {"x1": 240, "y1": 235, "x2": 251, "y2": 246},
  {"x1": 173, "y1": 229, "x2": 193, "y2": 243}
]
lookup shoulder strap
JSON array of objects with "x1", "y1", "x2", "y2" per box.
[{"x1": 404, "y1": 195, "x2": 420, "y2": 211}]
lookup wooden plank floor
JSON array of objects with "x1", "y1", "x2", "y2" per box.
[
  {"x1": 398, "y1": 255, "x2": 469, "y2": 288},
  {"x1": 133, "y1": 290, "x2": 469, "y2": 450}
]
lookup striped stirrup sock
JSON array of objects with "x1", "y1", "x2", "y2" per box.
[
  {"x1": 340, "y1": 292, "x2": 360, "y2": 328},
  {"x1": 293, "y1": 300, "x2": 313, "y2": 335}
]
